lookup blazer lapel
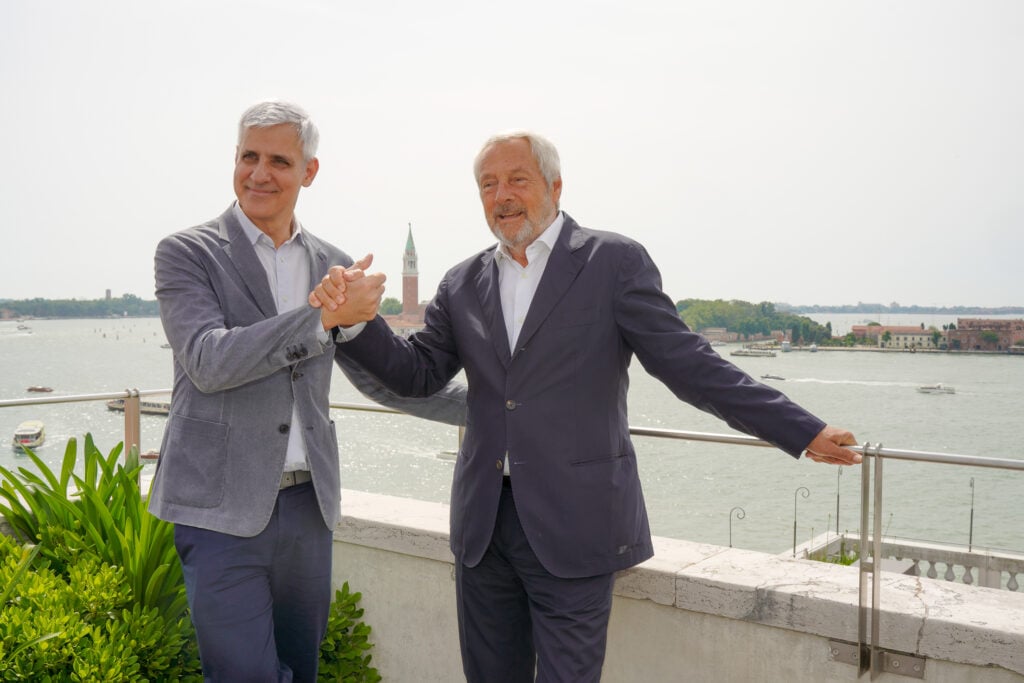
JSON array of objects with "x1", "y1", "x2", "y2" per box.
[
  {"x1": 513, "y1": 216, "x2": 586, "y2": 356},
  {"x1": 474, "y1": 249, "x2": 513, "y2": 366},
  {"x1": 218, "y1": 208, "x2": 278, "y2": 318},
  {"x1": 301, "y1": 230, "x2": 330, "y2": 290}
]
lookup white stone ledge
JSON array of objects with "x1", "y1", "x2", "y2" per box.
[{"x1": 336, "y1": 489, "x2": 1024, "y2": 678}]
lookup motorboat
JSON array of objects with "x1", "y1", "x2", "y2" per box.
[
  {"x1": 12, "y1": 420, "x2": 45, "y2": 450},
  {"x1": 26, "y1": 386, "x2": 54, "y2": 392},
  {"x1": 730, "y1": 348, "x2": 777, "y2": 358},
  {"x1": 105, "y1": 398, "x2": 171, "y2": 415},
  {"x1": 917, "y1": 384, "x2": 955, "y2": 394},
  {"x1": 760, "y1": 374, "x2": 785, "y2": 381}
]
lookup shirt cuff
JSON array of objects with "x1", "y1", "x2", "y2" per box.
[{"x1": 334, "y1": 321, "x2": 367, "y2": 342}]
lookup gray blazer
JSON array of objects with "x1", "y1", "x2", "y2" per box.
[
  {"x1": 148, "y1": 206, "x2": 466, "y2": 536},
  {"x1": 339, "y1": 214, "x2": 825, "y2": 578}
]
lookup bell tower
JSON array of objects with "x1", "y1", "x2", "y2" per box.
[{"x1": 402, "y1": 223, "x2": 418, "y2": 318}]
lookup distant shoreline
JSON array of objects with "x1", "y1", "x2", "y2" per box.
[{"x1": 788, "y1": 307, "x2": 1024, "y2": 316}]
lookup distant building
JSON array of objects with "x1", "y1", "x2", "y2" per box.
[
  {"x1": 698, "y1": 327, "x2": 738, "y2": 343},
  {"x1": 383, "y1": 223, "x2": 426, "y2": 335},
  {"x1": 851, "y1": 325, "x2": 942, "y2": 349},
  {"x1": 946, "y1": 318, "x2": 1024, "y2": 351}
]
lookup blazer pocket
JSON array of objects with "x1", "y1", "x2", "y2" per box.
[
  {"x1": 551, "y1": 306, "x2": 599, "y2": 328},
  {"x1": 162, "y1": 415, "x2": 228, "y2": 508}
]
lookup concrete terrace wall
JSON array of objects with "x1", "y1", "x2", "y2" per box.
[{"x1": 334, "y1": 489, "x2": 1024, "y2": 683}]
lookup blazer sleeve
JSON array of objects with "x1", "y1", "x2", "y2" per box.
[
  {"x1": 612, "y1": 241, "x2": 825, "y2": 458},
  {"x1": 155, "y1": 232, "x2": 333, "y2": 393},
  {"x1": 333, "y1": 350, "x2": 468, "y2": 427}
]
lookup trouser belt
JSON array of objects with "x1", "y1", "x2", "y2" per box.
[{"x1": 280, "y1": 470, "x2": 312, "y2": 489}]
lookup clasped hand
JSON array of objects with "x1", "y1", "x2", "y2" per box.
[{"x1": 308, "y1": 254, "x2": 386, "y2": 329}]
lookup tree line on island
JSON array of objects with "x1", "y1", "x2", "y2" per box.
[
  {"x1": 0, "y1": 295, "x2": 993, "y2": 349},
  {"x1": 676, "y1": 299, "x2": 835, "y2": 345}
]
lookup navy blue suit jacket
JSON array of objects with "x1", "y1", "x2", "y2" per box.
[{"x1": 340, "y1": 214, "x2": 825, "y2": 578}]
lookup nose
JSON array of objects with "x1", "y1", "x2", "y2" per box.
[
  {"x1": 493, "y1": 180, "x2": 513, "y2": 203},
  {"x1": 251, "y1": 158, "x2": 272, "y2": 183}
]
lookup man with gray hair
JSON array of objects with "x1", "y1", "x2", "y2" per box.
[
  {"x1": 315, "y1": 130, "x2": 859, "y2": 682},
  {"x1": 150, "y1": 101, "x2": 465, "y2": 681}
]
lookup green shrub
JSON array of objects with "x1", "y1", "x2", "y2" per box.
[
  {"x1": 0, "y1": 435, "x2": 187, "y2": 624},
  {"x1": 0, "y1": 435, "x2": 381, "y2": 681},
  {"x1": 0, "y1": 533, "x2": 201, "y2": 681},
  {"x1": 318, "y1": 582, "x2": 381, "y2": 683}
]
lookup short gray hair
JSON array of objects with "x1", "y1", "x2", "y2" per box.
[
  {"x1": 237, "y1": 101, "x2": 319, "y2": 162},
  {"x1": 473, "y1": 131, "x2": 561, "y2": 187}
]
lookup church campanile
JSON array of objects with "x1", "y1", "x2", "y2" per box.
[{"x1": 402, "y1": 223, "x2": 419, "y2": 317}]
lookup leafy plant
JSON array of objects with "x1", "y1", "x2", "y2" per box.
[
  {"x1": 0, "y1": 435, "x2": 381, "y2": 681},
  {"x1": 0, "y1": 533, "x2": 202, "y2": 680},
  {"x1": 0, "y1": 435, "x2": 187, "y2": 624},
  {"x1": 318, "y1": 582, "x2": 382, "y2": 682}
]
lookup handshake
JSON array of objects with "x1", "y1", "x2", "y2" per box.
[{"x1": 308, "y1": 254, "x2": 387, "y2": 330}]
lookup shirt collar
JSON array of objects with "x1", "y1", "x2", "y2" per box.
[
  {"x1": 495, "y1": 211, "x2": 564, "y2": 265},
  {"x1": 232, "y1": 201, "x2": 304, "y2": 247}
]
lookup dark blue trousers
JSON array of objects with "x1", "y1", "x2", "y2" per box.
[
  {"x1": 174, "y1": 482, "x2": 332, "y2": 683},
  {"x1": 456, "y1": 483, "x2": 616, "y2": 683}
]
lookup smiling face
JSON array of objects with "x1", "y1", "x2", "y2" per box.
[
  {"x1": 476, "y1": 138, "x2": 562, "y2": 259},
  {"x1": 233, "y1": 123, "x2": 319, "y2": 245}
]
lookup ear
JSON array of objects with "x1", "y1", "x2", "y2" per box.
[
  {"x1": 551, "y1": 177, "x2": 563, "y2": 205},
  {"x1": 303, "y1": 157, "x2": 320, "y2": 187}
]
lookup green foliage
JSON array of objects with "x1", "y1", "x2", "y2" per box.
[
  {"x1": 0, "y1": 295, "x2": 158, "y2": 318},
  {"x1": 379, "y1": 297, "x2": 403, "y2": 315},
  {"x1": 0, "y1": 436, "x2": 187, "y2": 624},
  {"x1": 0, "y1": 534, "x2": 202, "y2": 681},
  {"x1": 676, "y1": 298, "x2": 833, "y2": 343},
  {"x1": 0, "y1": 436, "x2": 381, "y2": 681},
  {"x1": 318, "y1": 582, "x2": 382, "y2": 682},
  {"x1": 980, "y1": 331, "x2": 1001, "y2": 346}
]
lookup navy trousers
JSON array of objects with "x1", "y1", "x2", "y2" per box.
[
  {"x1": 174, "y1": 482, "x2": 332, "y2": 683},
  {"x1": 456, "y1": 482, "x2": 616, "y2": 683}
]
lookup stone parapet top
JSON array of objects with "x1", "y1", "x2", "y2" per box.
[{"x1": 336, "y1": 488, "x2": 1024, "y2": 677}]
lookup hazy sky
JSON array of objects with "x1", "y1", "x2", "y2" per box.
[{"x1": 2, "y1": 0, "x2": 1021, "y2": 307}]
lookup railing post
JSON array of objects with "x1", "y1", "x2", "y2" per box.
[
  {"x1": 123, "y1": 388, "x2": 142, "y2": 465},
  {"x1": 871, "y1": 443, "x2": 884, "y2": 680},
  {"x1": 858, "y1": 442, "x2": 872, "y2": 677}
]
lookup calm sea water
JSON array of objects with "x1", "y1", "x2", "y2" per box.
[{"x1": 2, "y1": 317, "x2": 1022, "y2": 555}]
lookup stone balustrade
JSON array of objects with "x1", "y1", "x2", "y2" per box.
[{"x1": 799, "y1": 532, "x2": 1024, "y2": 591}]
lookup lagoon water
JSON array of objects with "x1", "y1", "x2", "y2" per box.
[{"x1": 2, "y1": 317, "x2": 1022, "y2": 555}]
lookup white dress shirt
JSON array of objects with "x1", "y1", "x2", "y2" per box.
[
  {"x1": 233, "y1": 202, "x2": 322, "y2": 472},
  {"x1": 494, "y1": 212, "x2": 565, "y2": 473}
]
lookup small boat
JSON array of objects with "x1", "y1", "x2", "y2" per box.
[
  {"x1": 917, "y1": 384, "x2": 955, "y2": 395},
  {"x1": 140, "y1": 449, "x2": 160, "y2": 461},
  {"x1": 760, "y1": 374, "x2": 785, "y2": 381},
  {"x1": 12, "y1": 420, "x2": 45, "y2": 450},
  {"x1": 26, "y1": 386, "x2": 54, "y2": 392},
  {"x1": 731, "y1": 349, "x2": 777, "y2": 358},
  {"x1": 106, "y1": 398, "x2": 172, "y2": 415}
]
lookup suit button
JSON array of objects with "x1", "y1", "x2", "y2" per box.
[
  {"x1": 278, "y1": 424, "x2": 290, "y2": 434},
  {"x1": 495, "y1": 460, "x2": 503, "y2": 470},
  {"x1": 505, "y1": 400, "x2": 516, "y2": 410},
  {"x1": 292, "y1": 371, "x2": 304, "y2": 380}
]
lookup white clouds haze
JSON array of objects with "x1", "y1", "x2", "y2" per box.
[{"x1": 2, "y1": 0, "x2": 1021, "y2": 307}]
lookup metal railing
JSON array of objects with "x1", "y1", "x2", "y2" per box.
[{"x1": 4, "y1": 389, "x2": 1023, "y2": 679}]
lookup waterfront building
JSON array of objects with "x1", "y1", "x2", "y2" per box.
[
  {"x1": 852, "y1": 324, "x2": 942, "y2": 349},
  {"x1": 948, "y1": 318, "x2": 1024, "y2": 351}
]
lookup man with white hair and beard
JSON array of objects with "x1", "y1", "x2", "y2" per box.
[{"x1": 316, "y1": 130, "x2": 859, "y2": 682}]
